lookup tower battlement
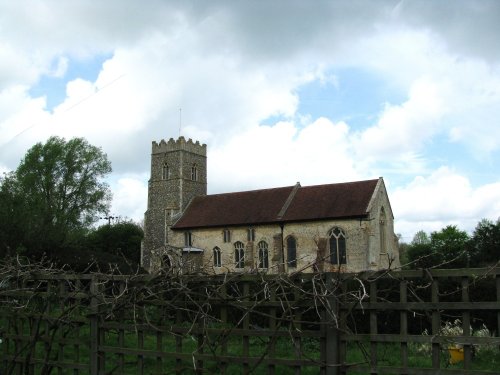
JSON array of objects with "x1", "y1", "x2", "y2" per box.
[{"x1": 152, "y1": 136, "x2": 207, "y2": 155}]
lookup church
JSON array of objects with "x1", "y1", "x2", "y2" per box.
[{"x1": 141, "y1": 136, "x2": 400, "y2": 274}]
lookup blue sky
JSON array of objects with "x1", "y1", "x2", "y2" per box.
[
  {"x1": 1, "y1": 0, "x2": 499, "y2": 242},
  {"x1": 29, "y1": 54, "x2": 111, "y2": 111}
]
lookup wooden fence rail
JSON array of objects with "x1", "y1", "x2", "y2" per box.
[{"x1": 1, "y1": 267, "x2": 500, "y2": 374}]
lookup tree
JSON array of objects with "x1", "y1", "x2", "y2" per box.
[
  {"x1": 85, "y1": 221, "x2": 144, "y2": 263},
  {"x1": 469, "y1": 218, "x2": 500, "y2": 267},
  {"x1": 412, "y1": 230, "x2": 430, "y2": 245},
  {"x1": 430, "y1": 225, "x2": 469, "y2": 268},
  {"x1": 405, "y1": 226, "x2": 469, "y2": 269},
  {"x1": 0, "y1": 136, "x2": 112, "y2": 257},
  {"x1": 405, "y1": 230, "x2": 435, "y2": 269}
]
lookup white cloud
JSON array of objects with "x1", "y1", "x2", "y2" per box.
[
  {"x1": 209, "y1": 117, "x2": 361, "y2": 193},
  {"x1": 110, "y1": 175, "x2": 148, "y2": 222},
  {"x1": 392, "y1": 167, "x2": 500, "y2": 239},
  {"x1": 353, "y1": 78, "x2": 446, "y2": 161}
]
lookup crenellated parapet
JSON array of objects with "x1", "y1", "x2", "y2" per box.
[{"x1": 152, "y1": 136, "x2": 207, "y2": 155}]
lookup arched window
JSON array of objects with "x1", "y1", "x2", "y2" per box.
[
  {"x1": 234, "y1": 241, "x2": 244, "y2": 268},
  {"x1": 162, "y1": 255, "x2": 171, "y2": 269},
  {"x1": 380, "y1": 207, "x2": 386, "y2": 254},
  {"x1": 191, "y1": 164, "x2": 198, "y2": 181},
  {"x1": 286, "y1": 236, "x2": 297, "y2": 268},
  {"x1": 258, "y1": 241, "x2": 269, "y2": 269},
  {"x1": 329, "y1": 227, "x2": 346, "y2": 265},
  {"x1": 162, "y1": 163, "x2": 170, "y2": 180},
  {"x1": 213, "y1": 247, "x2": 222, "y2": 267}
]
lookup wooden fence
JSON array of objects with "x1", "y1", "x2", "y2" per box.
[{"x1": 1, "y1": 267, "x2": 500, "y2": 374}]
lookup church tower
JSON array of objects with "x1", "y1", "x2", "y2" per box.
[{"x1": 141, "y1": 136, "x2": 207, "y2": 270}]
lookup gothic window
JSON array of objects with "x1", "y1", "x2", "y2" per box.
[
  {"x1": 329, "y1": 227, "x2": 346, "y2": 265},
  {"x1": 286, "y1": 236, "x2": 297, "y2": 268},
  {"x1": 161, "y1": 255, "x2": 171, "y2": 269},
  {"x1": 380, "y1": 207, "x2": 387, "y2": 254},
  {"x1": 247, "y1": 228, "x2": 255, "y2": 242},
  {"x1": 191, "y1": 164, "x2": 198, "y2": 181},
  {"x1": 258, "y1": 241, "x2": 269, "y2": 269},
  {"x1": 213, "y1": 247, "x2": 222, "y2": 267},
  {"x1": 223, "y1": 229, "x2": 231, "y2": 243},
  {"x1": 184, "y1": 231, "x2": 192, "y2": 247},
  {"x1": 234, "y1": 241, "x2": 245, "y2": 269},
  {"x1": 162, "y1": 163, "x2": 170, "y2": 180}
]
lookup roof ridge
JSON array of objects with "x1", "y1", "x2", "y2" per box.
[
  {"x1": 277, "y1": 182, "x2": 301, "y2": 220},
  {"x1": 298, "y1": 179, "x2": 379, "y2": 189},
  {"x1": 205, "y1": 185, "x2": 294, "y2": 198}
]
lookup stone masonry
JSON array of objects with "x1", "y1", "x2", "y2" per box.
[{"x1": 141, "y1": 137, "x2": 207, "y2": 270}]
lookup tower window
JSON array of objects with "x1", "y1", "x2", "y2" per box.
[
  {"x1": 162, "y1": 163, "x2": 170, "y2": 180},
  {"x1": 191, "y1": 164, "x2": 198, "y2": 181},
  {"x1": 234, "y1": 241, "x2": 245, "y2": 269},
  {"x1": 258, "y1": 241, "x2": 269, "y2": 269},
  {"x1": 286, "y1": 236, "x2": 297, "y2": 268},
  {"x1": 329, "y1": 227, "x2": 346, "y2": 265},
  {"x1": 213, "y1": 247, "x2": 222, "y2": 267}
]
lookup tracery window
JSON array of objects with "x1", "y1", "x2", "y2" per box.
[
  {"x1": 286, "y1": 236, "x2": 297, "y2": 268},
  {"x1": 213, "y1": 247, "x2": 222, "y2": 267},
  {"x1": 234, "y1": 241, "x2": 245, "y2": 269},
  {"x1": 329, "y1": 227, "x2": 346, "y2": 265},
  {"x1": 258, "y1": 241, "x2": 269, "y2": 269}
]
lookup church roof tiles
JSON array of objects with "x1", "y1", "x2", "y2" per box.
[{"x1": 172, "y1": 178, "x2": 379, "y2": 229}]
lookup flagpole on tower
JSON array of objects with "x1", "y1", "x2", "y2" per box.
[{"x1": 178, "y1": 108, "x2": 182, "y2": 137}]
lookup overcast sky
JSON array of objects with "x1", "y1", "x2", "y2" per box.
[{"x1": 1, "y1": 0, "x2": 499, "y2": 242}]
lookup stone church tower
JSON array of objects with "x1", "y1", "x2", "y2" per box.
[{"x1": 141, "y1": 136, "x2": 207, "y2": 270}]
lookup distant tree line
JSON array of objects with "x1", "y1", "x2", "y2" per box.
[
  {"x1": 401, "y1": 219, "x2": 500, "y2": 269},
  {"x1": 0, "y1": 136, "x2": 143, "y2": 272}
]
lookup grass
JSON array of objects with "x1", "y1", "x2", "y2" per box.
[{"x1": 3, "y1": 312, "x2": 500, "y2": 374}]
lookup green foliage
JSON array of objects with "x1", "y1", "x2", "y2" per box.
[
  {"x1": 430, "y1": 225, "x2": 469, "y2": 267},
  {"x1": 405, "y1": 225, "x2": 469, "y2": 269},
  {"x1": 85, "y1": 221, "x2": 144, "y2": 263},
  {"x1": 469, "y1": 218, "x2": 500, "y2": 267},
  {"x1": 0, "y1": 136, "x2": 112, "y2": 258}
]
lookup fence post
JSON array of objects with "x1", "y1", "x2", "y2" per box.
[
  {"x1": 90, "y1": 276, "x2": 99, "y2": 375},
  {"x1": 325, "y1": 272, "x2": 340, "y2": 375}
]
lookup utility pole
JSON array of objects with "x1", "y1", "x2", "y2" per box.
[{"x1": 100, "y1": 215, "x2": 115, "y2": 225}]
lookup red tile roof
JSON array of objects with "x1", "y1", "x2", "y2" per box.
[{"x1": 172, "y1": 179, "x2": 379, "y2": 229}]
